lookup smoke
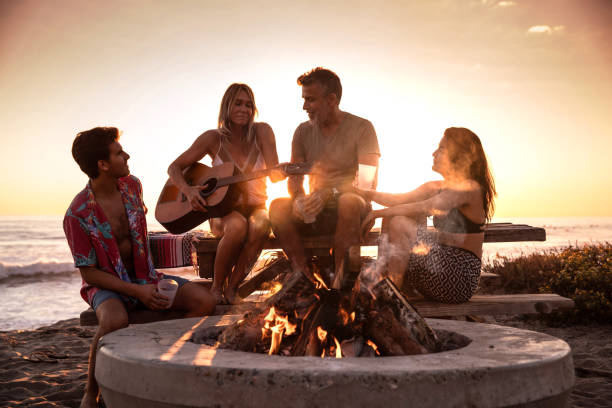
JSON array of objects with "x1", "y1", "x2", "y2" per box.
[{"x1": 359, "y1": 233, "x2": 431, "y2": 292}]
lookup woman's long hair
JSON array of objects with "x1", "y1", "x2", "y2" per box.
[
  {"x1": 443, "y1": 127, "x2": 497, "y2": 221},
  {"x1": 218, "y1": 83, "x2": 258, "y2": 144}
]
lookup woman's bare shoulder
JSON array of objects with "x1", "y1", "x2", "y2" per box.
[
  {"x1": 254, "y1": 122, "x2": 276, "y2": 142},
  {"x1": 254, "y1": 122, "x2": 274, "y2": 133},
  {"x1": 197, "y1": 128, "x2": 221, "y2": 141},
  {"x1": 189, "y1": 129, "x2": 221, "y2": 155}
]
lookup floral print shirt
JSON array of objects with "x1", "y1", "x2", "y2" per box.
[{"x1": 63, "y1": 175, "x2": 160, "y2": 305}]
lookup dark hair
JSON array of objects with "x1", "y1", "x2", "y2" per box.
[
  {"x1": 71, "y1": 127, "x2": 120, "y2": 178},
  {"x1": 443, "y1": 127, "x2": 497, "y2": 221},
  {"x1": 297, "y1": 67, "x2": 342, "y2": 103}
]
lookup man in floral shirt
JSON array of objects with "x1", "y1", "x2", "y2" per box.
[{"x1": 63, "y1": 127, "x2": 215, "y2": 408}]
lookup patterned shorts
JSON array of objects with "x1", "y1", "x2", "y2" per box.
[{"x1": 404, "y1": 228, "x2": 481, "y2": 304}]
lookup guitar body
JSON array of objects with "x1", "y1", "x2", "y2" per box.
[{"x1": 155, "y1": 162, "x2": 243, "y2": 234}]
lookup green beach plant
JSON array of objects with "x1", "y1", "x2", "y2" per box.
[{"x1": 483, "y1": 243, "x2": 612, "y2": 324}]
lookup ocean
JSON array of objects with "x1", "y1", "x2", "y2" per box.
[{"x1": 0, "y1": 215, "x2": 610, "y2": 331}]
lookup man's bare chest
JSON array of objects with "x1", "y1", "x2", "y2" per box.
[{"x1": 98, "y1": 199, "x2": 131, "y2": 243}]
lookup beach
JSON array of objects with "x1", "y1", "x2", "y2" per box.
[{"x1": 1, "y1": 215, "x2": 611, "y2": 406}]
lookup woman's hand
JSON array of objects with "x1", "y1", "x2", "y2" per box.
[
  {"x1": 183, "y1": 186, "x2": 208, "y2": 212},
  {"x1": 134, "y1": 284, "x2": 170, "y2": 310},
  {"x1": 269, "y1": 167, "x2": 287, "y2": 183},
  {"x1": 354, "y1": 187, "x2": 374, "y2": 202},
  {"x1": 361, "y1": 210, "x2": 380, "y2": 237}
]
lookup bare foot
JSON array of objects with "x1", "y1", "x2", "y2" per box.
[
  {"x1": 80, "y1": 392, "x2": 98, "y2": 408},
  {"x1": 210, "y1": 288, "x2": 225, "y2": 305},
  {"x1": 224, "y1": 287, "x2": 242, "y2": 305}
]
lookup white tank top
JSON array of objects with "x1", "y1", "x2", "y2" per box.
[{"x1": 212, "y1": 133, "x2": 267, "y2": 206}]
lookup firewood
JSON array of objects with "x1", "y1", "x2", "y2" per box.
[
  {"x1": 340, "y1": 336, "x2": 364, "y2": 358},
  {"x1": 218, "y1": 318, "x2": 265, "y2": 353},
  {"x1": 373, "y1": 278, "x2": 441, "y2": 352},
  {"x1": 365, "y1": 307, "x2": 425, "y2": 356}
]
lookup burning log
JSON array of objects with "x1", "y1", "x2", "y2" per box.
[
  {"x1": 372, "y1": 278, "x2": 441, "y2": 353},
  {"x1": 202, "y1": 246, "x2": 441, "y2": 357}
]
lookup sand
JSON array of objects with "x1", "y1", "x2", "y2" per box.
[
  {"x1": 1, "y1": 316, "x2": 610, "y2": 407},
  {"x1": 493, "y1": 317, "x2": 612, "y2": 408},
  {"x1": 0, "y1": 319, "x2": 93, "y2": 407}
]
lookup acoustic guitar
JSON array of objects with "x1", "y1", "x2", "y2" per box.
[{"x1": 155, "y1": 162, "x2": 311, "y2": 234}]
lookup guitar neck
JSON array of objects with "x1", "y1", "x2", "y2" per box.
[{"x1": 216, "y1": 168, "x2": 272, "y2": 187}]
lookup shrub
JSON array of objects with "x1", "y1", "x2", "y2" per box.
[
  {"x1": 483, "y1": 243, "x2": 612, "y2": 324},
  {"x1": 482, "y1": 249, "x2": 563, "y2": 294},
  {"x1": 543, "y1": 243, "x2": 612, "y2": 324}
]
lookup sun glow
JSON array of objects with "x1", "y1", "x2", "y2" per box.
[{"x1": 2, "y1": 1, "x2": 611, "y2": 217}]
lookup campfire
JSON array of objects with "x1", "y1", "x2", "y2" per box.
[
  {"x1": 98, "y1": 247, "x2": 574, "y2": 407},
  {"x1": 194, "y1": 247, "x2": 443, "y2": 357}
]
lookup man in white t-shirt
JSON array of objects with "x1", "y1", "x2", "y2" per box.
[{"x1": 269, "y1": 67, "x2": 380, "y2": 283}]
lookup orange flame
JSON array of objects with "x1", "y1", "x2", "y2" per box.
[
  {"x1": 333, "y1": 336, "x2": 342, "y2": 358},
  {"x1": 313, "y1": 272, "x2": 329, "y2": 290},
  {"x1": 269, "y1": 327, "x2": 283, "y2": 355},
  {"x1": 317, "y1": 326, "x2": 327, "y2": 342},
  {"x1": 411, "y1": 242, "x2": 431, "y2": 255},
  {"x1": 265, "y1": 281, "x2": 283, "y2": 297},
  {"x1": 339, "y1": 308, "x2": 350, "y2": 325},
  {"x1": 367, "y1": 339, "x2": 380, "y2": 356},
  {"x1": 262, "y1": 306, "x2": 297, "y2": 355}
]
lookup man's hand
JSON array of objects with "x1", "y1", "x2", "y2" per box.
[
  {"x1": 183, "y1": 186, "x2": 208, "y2": 212},
  {"x1": 134, "y1": 284, "x2": 170, "y2": 310},
  {"x1": 300, "y1": 189, "x2": 333, "y2": 220}
]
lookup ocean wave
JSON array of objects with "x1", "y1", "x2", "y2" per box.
[{"x1": 0, "y1": 261, "x2": 77, "y2": 280}]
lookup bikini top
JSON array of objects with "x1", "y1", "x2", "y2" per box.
[
  {"x1": 433, "y1": 208, "x2": 485, "y2": 234},
  {"x1": 212, "y1": 134, "x2": 267, "y2": 206}
]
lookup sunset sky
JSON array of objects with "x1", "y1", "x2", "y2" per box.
[{"x1": 1, "y1": 0, "x2": 611, "y2": 217}]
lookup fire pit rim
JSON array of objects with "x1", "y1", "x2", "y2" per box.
[
  {"x1": 99, "y1": 315, "x2": 571, "y2": 370},
  {"x1": 96, "y1": 315, "x2": 574, "y2": 408}
]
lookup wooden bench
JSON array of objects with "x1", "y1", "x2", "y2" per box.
[
  {"x1": 79, "y1": 222, "x2": 574, "y2": 326},
  {"x1": 212, "y1": 293, "x2": 574, "y2": 318},
  {"x1": 193, "y1": 223, "x2": 547, "y2": 278},
  {"x1": 80, "y1": 292, "x2": 574, "y2": 326}
]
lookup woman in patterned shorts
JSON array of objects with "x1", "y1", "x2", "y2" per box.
[{"x1": 358, "y1": 127, "x2": 496, "y2": 303}]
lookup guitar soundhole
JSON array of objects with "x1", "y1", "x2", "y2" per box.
[{"x1": 199, "y1": 178, "x2": 217, "y2": 198}]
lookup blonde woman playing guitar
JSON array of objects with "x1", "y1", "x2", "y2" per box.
[{"x1": 167, "y1": 84, "x2": 284, "y2": 305}]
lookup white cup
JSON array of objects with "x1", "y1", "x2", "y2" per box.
[
  {"x1": 356, "y1": 164, "x2": 377, "y2": 190},
  {"x1": 296, "y1": 196, "x2": 316, "y2": 224},
  {"x1": 157, "y1": 278, "x2": 178, "y2": 308}
]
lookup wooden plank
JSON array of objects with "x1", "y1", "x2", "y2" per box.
[
  {"x1": 237, "y1": 257, "x2": 286, "y2": 298},
  {"x1": 213, "y1": 294, "x2": 573, "y2": 317},
  {"x1": 409, "y1": 294, "x2": 574, "y2": 317},
  {"x1": 192, "y1": 223, "x2": 546, "y2": 256},
  {"x1": 480, "y1": 271, "x2": 501, "y2": 286},
  {"x1": 80, "y1": 293, "x2": 574, "y2": 325},
  {"x1": 79, "y1": 308, "x2": 186, "y2": 326},
  {"x1": 482, "y1": 223, "x2": 546, "y2": 242}
]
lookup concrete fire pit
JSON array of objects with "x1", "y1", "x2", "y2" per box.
[{"x1": 96, "y1": 315, "x2": 574, "y2": 408}]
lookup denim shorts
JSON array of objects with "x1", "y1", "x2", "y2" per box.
[{"x1": 90, "y1": 274, "x2": 190, "y2": 311}]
